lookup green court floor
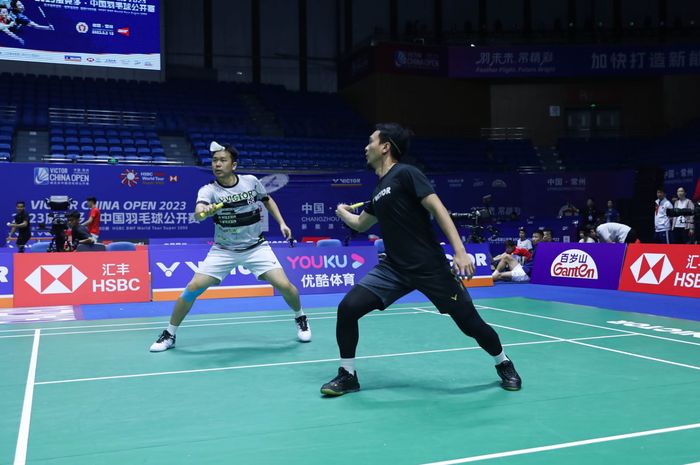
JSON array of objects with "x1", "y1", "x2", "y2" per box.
[{"x1": 2, "y1": 297, "x2": 700, "y2": 465}]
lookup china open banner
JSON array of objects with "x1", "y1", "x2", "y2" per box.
[
  {"x1": 663, "y1": 162, "x2": 700, "y2": 201},
  {"x1": 618, "y1": 244, "x2": 700, "y2": 298},
  {"x1": 0, "y1": 0, "x2": 160, "y2": 70},
  {"x1": 449, "y1": 43, "x2": 700, "y2": 78},
  {"x1": 149, "y1": 244, "x2": 379, "y2": 300},
  {"x1": 13, "y1": 250, "x2": 150, "y2": 307},
  {"x1": 0, "y1": 251, "x2": 13, "y2": 307},
  {"x1": 531, "y1": 242, "x2": 626, "y2": 290}
]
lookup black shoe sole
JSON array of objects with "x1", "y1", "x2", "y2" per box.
[
  {"x1": 501, "y1": 384, "x2": 521, "y2": 391},
  {"x1": 320, "y1": 387, "x2": 360, "y2": 396}
]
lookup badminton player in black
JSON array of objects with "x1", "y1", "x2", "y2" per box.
[{"x1": 320, "y1": 123, "x2": 522, "y2": 396}]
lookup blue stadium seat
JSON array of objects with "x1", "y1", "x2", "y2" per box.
[
  {"x1": 316, "y1": 239, "x2": 342, "y2": 247},
  {"x1": 29, "y1": 242, "x2": 50, "y2": 253},
  {"x1": 106, "y1": 241, "x2": 137, "y2": 251}
]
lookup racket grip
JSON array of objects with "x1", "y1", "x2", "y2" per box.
[
  {"x1": 349, "y1": 201, "x2": 368, "y2": 209},
  {"x1": 195, "y1": 202, "x2": 224, "y2": 220}
]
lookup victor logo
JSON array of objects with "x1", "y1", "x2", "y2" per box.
[{"x1": 550, "y1": 249, "x2": 598, "y2": 280}]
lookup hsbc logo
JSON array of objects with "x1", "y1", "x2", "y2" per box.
[
  {"x1": 630, "y1": 253, "x2": 674, "y2": 285},
  {"x1": 25, "y1": 265, "x2": 88, "y2": 294}
]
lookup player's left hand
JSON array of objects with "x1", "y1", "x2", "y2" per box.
[
  {"x1": 453, "y1": 249, "x2": 475, "y2": 280},
  {"x1": 280, "y1": 224, "x2": 292, "y2": 240}
]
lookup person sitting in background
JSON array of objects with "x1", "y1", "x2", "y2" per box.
[
  {"x1": 604, "y1": 200, "x2": 620, "y2": 223},
  {"x1": 492, "y1": 233, "x2": 540, "y2": 282},
  {"x1": 558, "y1": 201, "x2": 579, "y2": 217},
  {"x1": 581, "y1": 198, "x2": 599, "y2": 224},
  {"x1": 492, "y1": 239, "x2": 532, "y2": 266},
  {"x1": 541, "y1": 228, "x2": 553, "y2": 242},
  {"x1": 591, "y1": 222, "x2": 637, "y2": 244},
  {"x1": 516, "y1": 227, "x2": 532, "y2": 251},
  {"x1": 67, "y1": 211, "x2": 94, "y2": 249},
  {"x1": 578, "y1": 228, "x2": 596, "y2": 243}
]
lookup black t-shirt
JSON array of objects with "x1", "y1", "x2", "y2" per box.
[
  {"x1": 14, "y1": 211, "x2": 31, "y2": 238},
  {"x1": 365, "y1": 164, "x2": 447, "y2": 272},
  {"x1": 71, "y1": 225, "x2": 91, "y2": 243}
]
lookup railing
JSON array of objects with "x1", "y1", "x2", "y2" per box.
[
  {"x1": 480, "y1": 127, "x2": 529, "y2": 140},
  {"x1": 48, "y1": 107, "x2": 157, "y2": 128},
  {"x1": 0, "y1": 105, "x2": 17, "y2": 122}
]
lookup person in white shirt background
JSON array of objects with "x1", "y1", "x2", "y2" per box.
[{"x1": 654, "y1": 188, "x2": 673, "y2": 244}]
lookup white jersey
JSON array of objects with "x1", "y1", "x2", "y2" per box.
[
  {"x1": 517, "y1": 238, "x2": 533, "y2": 250},
  {"x1": 655, "y1": 198, "x2": 673, "y2": 232},
  {"x1": 596, "y1": 222, "x2": 631, "y2": 243},
  {"x1": 197, "y1": 175, "x2": 268, "y2": 249}
]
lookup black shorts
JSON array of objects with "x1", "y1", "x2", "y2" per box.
[
  {"x1": 357, "y1": 259, "x2": 472, "y2": 313},
  {"x1": 17, "y1": 234, "x2": 30, "y2": 246}
]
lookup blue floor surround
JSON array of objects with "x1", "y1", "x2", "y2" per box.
[{"x1": 81, "y1": 283, "x2": 700, "y2": 322}]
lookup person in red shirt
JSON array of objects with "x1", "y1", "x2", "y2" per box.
[
  {"x1": 82, "y1": 196, "x2": 101, "y2": 242},
  {"x1": 492, "y1": 239, "x2": 534, "y2": 282},
  {"x1": 693, "y1": 177, "x2": 700, "y2": 203}
]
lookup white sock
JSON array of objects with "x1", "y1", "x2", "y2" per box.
[
  {"x1": 340, "y1": 358, "x2": 355, "y2": 375},
  {"x1": 167, "y1": 324, "x2": 178, "y2": 336},
  {"x1": 493, "y1": 351, "x2": 509, "y2": 364},
  {"x1": 294, "y1": 309, "x2": 304, "y2": 319}
]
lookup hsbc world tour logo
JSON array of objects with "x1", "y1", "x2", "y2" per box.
[
  {"x1": 120, "y1": 169, "x2": 139, "y2": 187},
  {"x1": 630, "y1": 253, "x2": 674, "y2": 285},
  {"x1": 25, "y1": 265, "x2": 88, "y2": 294}
]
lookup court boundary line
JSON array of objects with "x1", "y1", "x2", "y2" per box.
[
  {"x1": 418, "y1": 421, "x2": 700, "y2": 465},
  {"x1": 0, "y1": 310, "x2": 425, "y2": 339},
  {"x1": 34, "y1": 333, "x2": 632, "y2": 386},
  {"x1": 473, "y1": 303, "x2": 700, "y2": 347},
  {"x1": 414, "y1": 306, "x2": 700, "y2": 372},
  {"x1": 13, "y1": 329, "x2": 40, "y2": 465},
  {"x1": 0, "y1": 303, "x2": 431, "y2": 335}
]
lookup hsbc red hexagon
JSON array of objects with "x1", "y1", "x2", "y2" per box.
[
  {"x1": 619, "y1": 244, "x2": 700, "y2": 298},
  {"x1": 14, "y1": 251, "x2": 150, "y2": 307}
]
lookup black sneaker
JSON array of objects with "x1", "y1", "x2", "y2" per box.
[
  {"x1": 496, "y1": 360, "x2": 522, "y2": 391},
  {"x1": 320, "y1": 367, "x2": 360, "y2": 396},
  {"x1": 149, "y1": 330, "x2": 176, "y2": 352}
]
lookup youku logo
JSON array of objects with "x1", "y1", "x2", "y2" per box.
[
  {"x1": 550, "y1": 249, "x2": 598, "y2": 280},
  {"x1": 286, "y1": 253, "x2": 366, "y2": 270}
]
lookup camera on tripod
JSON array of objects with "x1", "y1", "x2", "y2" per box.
[
  {"x1": 667, "y1": 203, "x2": 700, "y2": 221},
  {"x1": 38, "y1": 195, "x2": 73, "y2": 252},
  {"x1": 450, "y1": 208, "x2": 499, "y2": 243}
]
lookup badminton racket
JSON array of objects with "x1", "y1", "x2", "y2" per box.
[{"x1": 195, "y1": 173, "x2": 291, "y2": 220}]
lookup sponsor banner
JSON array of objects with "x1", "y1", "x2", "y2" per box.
[
  {"x1": 0, "y1": 0, "x2": 160, "y2": 71},
  {"x1": 376, "y1": 43, "x2": 448, "y2": 76},
  {"x1": 449, "y1": 43, "x2": 700, "y2": 78},
  {"x1": 13, "y1": 250, "x2": 150, "y2": 307},
  {"x1": 531, "y1": 242, "x2": 626, "y2": 289},
  {"x1": 149, "y1": 244, "x2": 379, "y2": 300},
  {"x1": 441, "y1": 243, "x2": 494, "y2": 287},
  {"x1": 274, "y1": 245, "x2": 378, "y2": 295},
  {"x1": 619, "y1": 244, "x2": 700, "y2": 298},
  {"x1": 0, "y1": 252, "x2": 13, "y2": 307},
  {"x1": 663, "y1": 162, "x2": 699, "y2": 200},
  {"x1": 149, "y1": 244, "x2": 270, "y2": 301}
]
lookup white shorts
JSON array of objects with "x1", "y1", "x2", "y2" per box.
[
  {"x1": 197, "y1": 243, "x2": 282, "y2": 282},
  {"x1": 510, "y1": 264, "x2": 530, "y2": 282}
]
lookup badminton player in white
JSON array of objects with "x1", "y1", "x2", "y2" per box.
[{"x1": 150, "y1": 142, "x2": 311, "y2": 352}]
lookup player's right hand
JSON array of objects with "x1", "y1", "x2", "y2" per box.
[{"x1": 336, "y1": 203, "x2": 354, "y2": 216}]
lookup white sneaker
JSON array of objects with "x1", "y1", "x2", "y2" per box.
[
  {"x1": 149, "y1": 330, "x2": 176, "y2": 352},
  {"x1": 295, "y1": 315, "x2": 312, "y2": 342}
]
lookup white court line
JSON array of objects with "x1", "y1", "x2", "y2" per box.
[
  {"x1": 13, "y1": 329, "x2": 40, "y2": 465},
  {"x1": 415, "y1": 305, "x2": 700, "y2": 372},
  {"x1": 473, "y1": 304, "x2": 700, "y2": 348},
  {"x1": 418, "y1": 421, "x2": 700, "y2": 465},
  {"x1": 0, "y1": 303, "x2": 430, "y2": 335},
  {"x1": 0, "y1": 310, "x2": 423, "y2": 339},
  {"x1": 34, "y1": 333, "x2": 631, "y2": 386}
]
